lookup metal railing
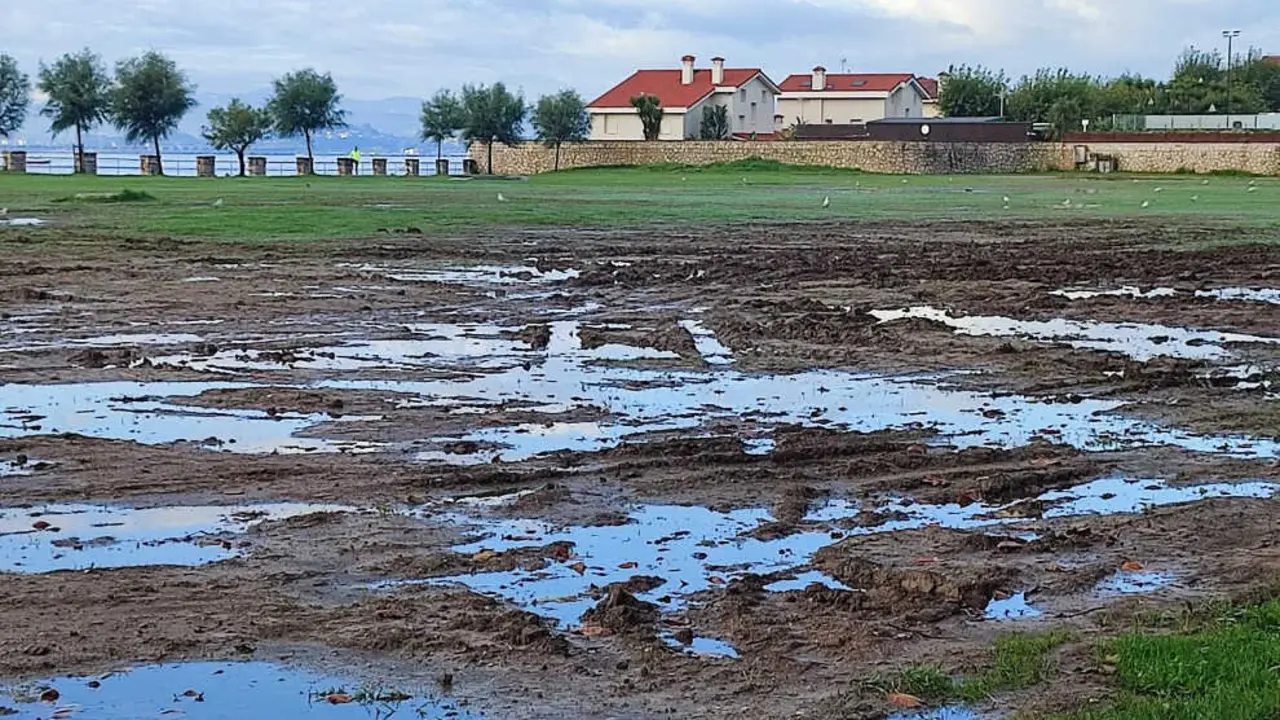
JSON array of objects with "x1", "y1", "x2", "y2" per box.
[{"x1": 8, "y1": 153, "x2": 467, "y2": 177}]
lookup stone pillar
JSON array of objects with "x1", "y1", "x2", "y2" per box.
[
  {"x1": 372, "y1": 158, "x2": 387, "y2": 176},
  {"x1": 76, "y1": 152, "x2": 98, "y2": 175},
  {"x1": 296, "y1": 156, "x2": 313, "y2": 175},
  {"x1": 247, "y1": 156, "x2": 267, "y2": 176},
  {"x1": 404, "y1": 158, "x2": 420, "y2": 176},
  {"x1": 196, "y1": 155, "x2": 216, "y2": 177},
  {"x1": 140, "y1": 155, "x2": 161, "y2": 175},
  {"x1": 337, "y1": 157, "x2": 356, "y2": 176},
  {"x1": 435, "y1": 158, "x2": 450, "y2": 177},
  {"x1": 462, "y1": 158, "x2": 479, "y2": 175},
  {"x1": 3, "y1": 151, "x2": 28, "y2": 173}
]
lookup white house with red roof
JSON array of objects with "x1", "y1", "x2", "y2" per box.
[
  {"x1": 587, "y1": 56, "x2": 780, "y2": 141},
  {"x1": 917, "y1": 76, "x2": 942, "y2": 118},
  {"x1": 776, "y1": 67, "x2": 930, "y2": 126}
]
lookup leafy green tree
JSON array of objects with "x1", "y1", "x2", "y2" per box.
[
  {"x1": 420, "y1": 89, "x2": 464, "y2": 160},
  {"x1": 37, "y1": 49, "x2": 113, "y2": 171},
  {"x1": 111, "y1": 51, "x2": 196, "y2": 175},
  {"x1": 530, "y1": 89, "x2": 588, "y2": 171},
  {"x1": 203, "y1": 99, "x2": 272, "y2": 176},
  {"x1": 630, "y1": 95, "x2": 663, "y2": 141},
  {"x1": 268, "y1": 69, "x2": 346, "y2": 171},
  {"x1": 698, "y1": 104, "x2": 729, "y2": 140},
  {"x1": 937, "y1": 64, "x2": 1007, "y2": 117},
  {"x1": 1235, "y1": 51, "x2": 1280, "y2": 112},
  {"x1": 459, "y1": 82, "x2": 526, "y2": 175},
  {"x1": 1005, "y1": 68, "x2": 1102, "y2": 135},
  {"x1": 0, "y1": 54, "x2": 30, "y2": 139}
]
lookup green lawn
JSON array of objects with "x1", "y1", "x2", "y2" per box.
[{"x1": 1, "y1": 161, "x2": 1278, "y2": 242}]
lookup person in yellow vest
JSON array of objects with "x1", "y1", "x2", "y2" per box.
[{"x1": 349, "y1": 147, "x2": 361, "y2": 175}]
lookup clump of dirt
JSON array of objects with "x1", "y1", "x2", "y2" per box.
[
  {"x1": 504, "y1": 324, "x2": 551, "y2": 350},
  {"x1": 580, "y1": 585, "x2": 660, "y2": 635}
]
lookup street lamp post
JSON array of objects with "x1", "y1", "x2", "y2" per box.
[{"x1": 1223, "y1": 29, "x2": 1241, "y2": 126}]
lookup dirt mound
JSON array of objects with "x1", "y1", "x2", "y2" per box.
[{"x1": 580, "y1": 585, "x2": 660, "y2": 635}]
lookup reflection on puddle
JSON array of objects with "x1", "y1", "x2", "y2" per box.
[
  {"x1": 0, "y1": 502, "x2": 346, "y2": 572},
  {"x1": 1055, "y1": 285, "x2": 1280, "y2": 306},
  {"x1": 1052, "y1": 286, "x2": 1177, "y2": 300},
  {"x1": 1096, "y1": 570, "x2": 1176, "y2": 596},
  {"x1": 0, "y1": 661, "x2": 475, "y2": 719},
  {"x1": 1, "y1": 332, "x2": 206, "y2": 353},
  {"x1": 984, "y1": 592, "x2": 1042, "y2": 620},
  {"x1": 343, "y1": 262, "x2": 578, "y2": 287},
  {"x1": 662, "y1": 633, "x2": 740, "y2": 659},
  {"x1": 871, "y1": 306, "x2": 1280, "y2": 361},
  {"x1": 0, "y1": 381, "x2": 383, "y2": 454},
  {"x1": 411, "y1": 476, "x2": 1276, "y2": 631},
  {"x1": 889, "y1": 708, "x2": 980, "y2": 720},
  {"x1": 8, "y1": 320, "x2": 1280, "y2": 462},
  {"x1": 679, "y1": 320, "x2": 735, "y2": 366}
]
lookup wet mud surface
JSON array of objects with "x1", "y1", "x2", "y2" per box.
[{"x1": 4, "y1": 219, "x2": 1280, "y2": 718}]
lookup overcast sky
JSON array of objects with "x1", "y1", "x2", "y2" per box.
[{"x1": 5, "y1": 1, "x2": 1280, "y2": 102}]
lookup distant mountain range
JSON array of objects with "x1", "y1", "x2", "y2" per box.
[{"x1": 6, "y1": 91, "x2": 467, "y2": 156}]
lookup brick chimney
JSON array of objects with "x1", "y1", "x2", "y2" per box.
[
  {"x1": 812, "y1": 66, "x2": 827, "y2": 91},
  {"x1": 681, "y1": 55, "x2": 696, "y2": 85},
  {"x1": 711, "y1": 56, "x2": 725, "y2": 85}
]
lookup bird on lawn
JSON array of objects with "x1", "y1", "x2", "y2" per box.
[
  {"x1": 497, "y1": 192, "x2": 508, "y2": 202},
  {"x1": 1248, "y1": 186, "x2": 1258, "y2": 193},
  {"x1": 1002, "y1": 196, "x2": 1011, "y2": 204},
  {"x1": 1141, "y1": 200, "x2": 1150, "y2": 208},
  {"x1": 1061, "y1": 198, "x2": 1071, "y2": 207},
  {"x1": 1202, "y1": 179, "x2": 1210, "y2": 185},
  {"x1": 1191, "y1": 195, "x2": 1199, "y2": 202},
  {"x1": 822, "y1": 195, "x2": 830, "y2": 208},
  {"x1": 1153, "y1": 187, "x2": 1163, "y2": 193},
  {"x1": 0, "y1": 207, "x2": 7, "y2": 217},
  {"x1": 212, "y1": 198, "x2": 224, "y2": 208}
]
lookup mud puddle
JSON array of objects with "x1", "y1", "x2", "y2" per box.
[
  {"x1": 0, "y1": 661, "x2": 475, "y2": 719},
  {"x1": 871, "y1": 306, "x2": 1280, "y2": 361},
  {"x1": 11, "y1": 316, "x2": 1280, "y2": 462},
  {"x1": 890, "y1": 709, "x2": 980, "y2": 720},
  {"x1": 0, "y1": 218, "x2": 45, "y2": 227},
  {"x1": 1096, "y1": 569, "x2": 1176, "y2": 596},
  {"x1": 408, "y1": 476, "x2": 1276, "y2": 634},
  {"x1": 0, "y1": 381, "x2": 383, "y2": 454},
  {"x1": 1055, "y1": 285, "x2": 1280, "y2": 305},
  {"x1": 343, "y1": 262, "x2": 578, "y2": 287},
  {"x1": 0, "y1": 502, "x2": 345, "y2": 572}
]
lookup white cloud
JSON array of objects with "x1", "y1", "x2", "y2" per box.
[{"x1": 2, "y1": 0, "x2": 1278, "y2": 103}]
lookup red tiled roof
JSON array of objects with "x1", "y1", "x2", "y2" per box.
[
  {"x1": 918, "y1": 77, "x2": 939, "y2": 100},
  {"x1": 588, "y1": 68, "x2": 764, "y2": 109},
  {"x1": 1265, "y1": 55, "x2": 1280, "y2": 65},
  {"x1": 778, "y1": 72, "x2": 915, "y2": 94}
]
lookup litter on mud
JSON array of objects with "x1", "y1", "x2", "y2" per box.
[
  {"x1": 871, "y1": 305, "x2": 1280, "y2": 361},
  {"x1": 0, "y1": 502, "x2": 346, "y2": 572},
  {"x1": 0, "y1": 661, "x2": 475, "y2": 719}
]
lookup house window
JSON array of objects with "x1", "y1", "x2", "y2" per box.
[
  {"x1": 762, "y1": 90, "x2": 768, "y2": 103},
  {"x1": 904, "y1": 108, "x2": 911, "y2": 117},
  {"x1": 739, "y1": 89, "x2": 746, "y2": 101},
  {"x1": 825, "y1": 119, "x2": 833, "y2": 124},
  {"x1": 603, "y1": 115, "x2": 612, "y2": 134}
]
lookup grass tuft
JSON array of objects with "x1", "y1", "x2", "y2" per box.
[
  {"x1": 1060, "y1": 598, "x2": 1280, "y2": 720},
  {"x1": 879, "y1": 630, "x2": 1075, "y2": 705},
  {"x1": 54, "y1": 188, "x2": 156, "y2": 204}
]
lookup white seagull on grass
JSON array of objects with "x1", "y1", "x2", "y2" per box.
[
  {"x1": 822, "y1": 195, "x2": 830, "y2": 208},
  {"x1": 497, "y1": 193, "x2": 507, "y2": 202}
]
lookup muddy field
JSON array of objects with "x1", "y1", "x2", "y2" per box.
[{"x1": 2, "y1": 219, "x2": 1280, "y2": 719}]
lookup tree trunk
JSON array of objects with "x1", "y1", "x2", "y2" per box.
[
  {"x1": 153, "y1": 135, "x2": 164, "y2": 176},
  {"x1": 237, "y1": 148, "x2": 246, "y2": 177},
  {"x1": 554, "y1": 142, "x2": 561, "y2": 172},
  {"x1": 304, "y1": 130, "x2": 314, "y2": 173},
  {"x1": 487, "y1": 141, "x2": 494, "y2": 175},
  {"x1": 436, "y1": 139, "x2": 443, "y2": 160},
  {"x1": 75, "y1": 124, "x2": 84, "y2": 174}
]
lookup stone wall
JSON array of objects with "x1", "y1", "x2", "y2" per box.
[
  {"x1": 472, "y1": 139, "x2": 1280, "y2": 176},
  {"x1": 1062, "y1": 142, "x2": 1280, "y2": 175},
  {"x1": 477, "y1": 141, "x2": 1063, "y2": 175}
]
